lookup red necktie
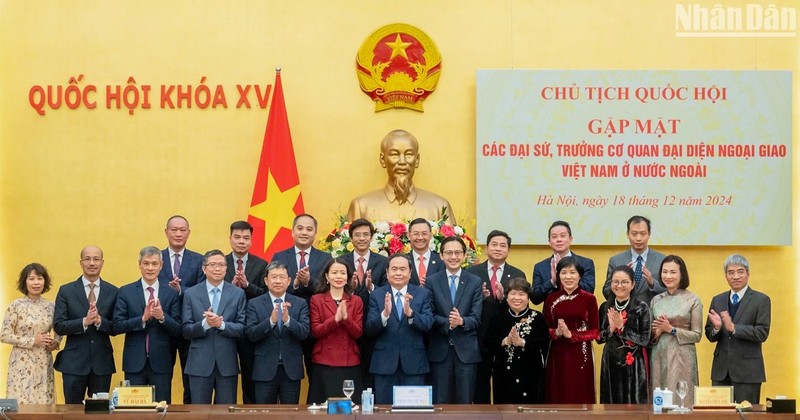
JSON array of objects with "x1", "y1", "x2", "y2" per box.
[
  {"x1": 298, "y1": 251, "x2": 307, "y2": 269},
  {"x1": 417, "y1": 256, "x2": 427, "y2": 284},
  {"x1": 146, "y1": 286, "x2": 154, "y2": 354},
  {"x1": 357, "y1": 257, "x2": 365, "y2": 285},
  {"x1": 237, "y1": 258, "x2": 243, "y2": 272},
  {"x1": 490, "y1": 265, "x2": 499, "y2": 298}
]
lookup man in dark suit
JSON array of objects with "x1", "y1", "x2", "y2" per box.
[
  {"x1": 425, "y1": 236, "x2": 483, "y2": 404},
  {"x1": 407, "y1": 217, "x2": 443, "y2": 286},
  {"x1": 159, "y1": 215, "x2": 206, "y2": 291},
  {"x1": 341, "y1": 218, "x2": 388, "y2": 390},
  {"x1": 466, "y1": 229, "x2": 527, "y2": 404},
  {"x1": 246, "y1": 261, "x2": 309, "y2": 404},
  {"x1": 223, "y1": 220, "x2": 268, "y2": 404},
  {"x1": 181, "y1": 249, "x2": 246, "y2": 404},
  {"x1": 53, "y1": 245, "x2": 119, "y2": 404},
  {"x1": 271, "y1": 214, "x2": 331, "y2": 303},
  {"x1": 271, "y1": 213, "x2": 331, "y2": 392},
  {"x1": 602, "y1": 215, "x2": 666, "y2": 303},
  {"x1": 705, "y1": 254, "x2": 771, "y2": 404},
  {"x1": 531, "y1": 220, "x2": 595, "y2": 305},
  {"x1": 157, "y1": 215, "x2": 205, "y2": 404},
  {"x1": 366, "y1": 253, "x2": 433, "y2": 405},
  {"x1": 114, "y1": 246, "x2": 182, "y2": 403}
]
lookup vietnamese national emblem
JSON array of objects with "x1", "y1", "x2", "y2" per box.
[{"x1": 356, "y1": 23, "x2": 441, "y2": 112}]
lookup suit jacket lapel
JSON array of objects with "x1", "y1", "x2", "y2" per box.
[
  {"x1": 733, "y1": 289, "x2": 752, "y2": 322},
  {"x1": 216, "y1": 282, "x2": 230, "y2": 315},
  {"x1": 367, "y1": 252, "x2": 380, "y2": 271},
  {"x1": 73, "y1": 278, "x2": 90, "y2": 312},
  {"x1": 134, "y1": 281, "x2": 147, "y2": 311},
  {"x1": 323, "y1": 293, "x2": 338, "y2": 317},
  {"x1": 200, "y1": 281, "x2": 212, "y2": 309},
  {"x1": 454, "y1": 274, "x2": 467, "y2": 306},
  {"x1": 244, "y1": 256, "x2": 256, "y2": 278}
]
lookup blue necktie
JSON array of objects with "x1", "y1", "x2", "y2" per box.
[
  {"x1": 634, "y1": 255, "x2": 643, "y2": 286},
  {"x1": 275, "y1": 298, "x2": 284, "y2": 330},
  {"x1": 732, "y1": 294, "x2": 739, "y2": 305},
  {"x1": 211, "y1": 287, "x2": 220, "y2": 313},
  {"x1": 395, "y1": 292, "x2": 403, "y2": 320},
  {"x1": 449, "y1": 275, "x2": 457, "y2": 302}
]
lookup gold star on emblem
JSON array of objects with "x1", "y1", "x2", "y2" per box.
[
  {"x1": 386, "y1": 33, "x2": 412, "y2": 60},
  {"x1": 249, "y1": 169, "x2": 301, "y2": 253}
]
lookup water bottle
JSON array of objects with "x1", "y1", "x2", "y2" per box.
[
  {"x1": 110, "y1": 387, "x2": 118, "y2": 410},
  {"x1": 662, "y1": 387, "x2": 673, "y2": 407},
  {"x1": 653, "y1": 387, "x2": 663, "y2": 413},
  {"x1": 361, "y1": 387, "x2": 374, "y2": 414}
]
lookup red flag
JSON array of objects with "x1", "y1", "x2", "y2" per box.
[{"x1": 248, "y1": 70, "x2": 304, "y2": 261}]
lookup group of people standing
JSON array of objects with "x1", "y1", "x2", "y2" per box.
[
  {"x1": 1, "y1": 214, "x2": 771, "y2": 407},
  {"x1": 527, "y1": 216, "x2": 771, "y2": 406}
]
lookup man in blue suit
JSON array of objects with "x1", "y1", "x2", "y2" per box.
[
  {"x1": 181, "y1": 249, "x2": 246, "y2": 404},
  {"x1": 271, "y1": 213, "x2": 331, "y2": 392},
  {"x1": 114, "y1": 246, "x2": 182, "y2": 403},
  {"x1": 366, "y1": 253, "x2": 433, "y2": 405},
  {"x1": 531, "y1": 220, "x2": 595, "y2": 305},
  {"x1": 407, "y1": 217, "x2": 443, "y2": 286},
  {"x1": 425, "y1": 236, "x2": 483, "y2": 404},
  {"x1": 54, "y1": 245, "x2": 119, "y2": 404},
  {"x1": 341, "y1": 218, "x2": 388, "y2": 390},
  {"x1": 157, "y1": 215, "x2": 205, "y2": 404},
  {"x1": 246, "y1": 261, "x2": 309, "y2": 404}
]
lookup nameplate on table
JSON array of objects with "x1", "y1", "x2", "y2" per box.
[
  {"x1": 392, "y1": 386, "x2": 433, "y2": 412},
  {"x1": 694, "y1": 386, "x2": 735, "y2": 408},
  {"x1": 117, "y1": 386, "x2": 155, "y2": 406}
]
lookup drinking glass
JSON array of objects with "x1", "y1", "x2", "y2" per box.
[
  {"x1": 342, "y1": 379, "x2": 355, "y2": 400},
  {"x1": 676, "y1": 380, "x2": 688, "y2": 410}
]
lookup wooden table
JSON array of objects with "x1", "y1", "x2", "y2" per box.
[{"x1": 6, "y1": 404, "x2": 796, "y2": 419}]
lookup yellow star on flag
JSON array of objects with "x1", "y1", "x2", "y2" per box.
[
  {"x1": 386, "y1": 33, "x2": 412, "y2": 60},
  {"x1": 249, "y1": 169, "x2": 301, "y2": 253}
]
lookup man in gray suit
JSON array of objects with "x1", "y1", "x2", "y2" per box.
[
  {"x1": 603, "y1": 215, "x2": 666, "y2": 303},
  {"x1": 246, "y1": 261, "x2": 309, "y2": 404},
  {"x1": 181, "y1": 249, "x2": 246, "y2": 404},
  {"x1": 705, "y1": 254, "x2": 771, "y2": 404}
]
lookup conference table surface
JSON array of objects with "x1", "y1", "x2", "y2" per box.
[{"x1": 7, "y1": 404, "x2": 796, "y2": 419}]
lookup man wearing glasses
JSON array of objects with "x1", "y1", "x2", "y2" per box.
[
  {"x1": 705, "y1": 254, "x2": 771, "y2": 404},
  {"x1": 425, "y1": 237, "x2": 482, "y2": 404},
  {"x1": 181, "y1": 250, "x2": 246, "y2": 404}
]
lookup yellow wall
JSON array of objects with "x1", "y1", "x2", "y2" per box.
[{"x1": 0, "y1": 0, "x2": 796, "y2": 404}]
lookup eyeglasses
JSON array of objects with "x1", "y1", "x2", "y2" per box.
[
  {"x1": 611, "y1": 281, "x2": 632, "y2": 286},
  {"x1": 442, "y1": 250, "x2": 464, "y2": 257},
  {"x1": 81, "y1": 257, "x2": 103, "y2": 263},
  {"x1": 409, "y1": 231, "x2": 430, "y2": 238},
  {"x1": 267, "y1": 274, "x2": 289, "y2": 280},
  {"x1": 205, "y1": 263, "x2": 227, "y2": 269},
  {"x1": 351, "y1": 232, "x2": 372, "y2": 239}
]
